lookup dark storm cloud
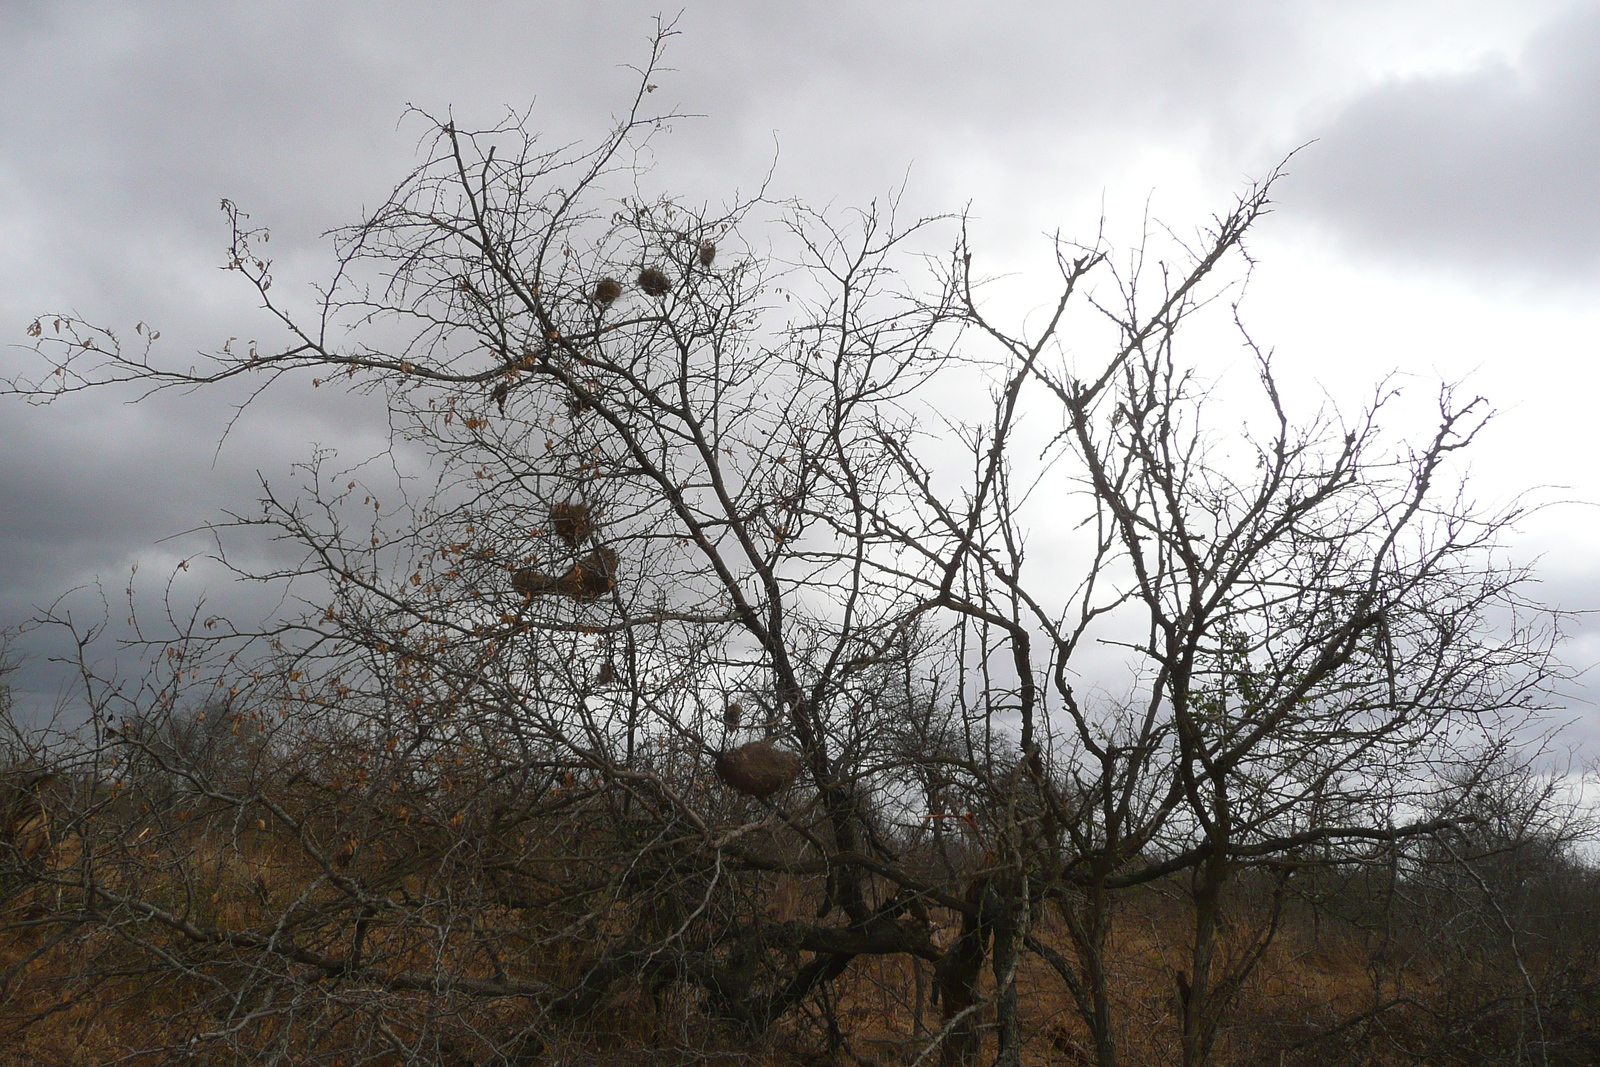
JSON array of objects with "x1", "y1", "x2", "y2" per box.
[
  {"x1": 0, "y1": 0, "x2": 1313, "y2": 265},
  {"x1": 1291, "y1": 5, "x2": 1600, "y2": 279},
  {"x1": 0, "y1": 1, "x2": 1307, "y2": 675}
]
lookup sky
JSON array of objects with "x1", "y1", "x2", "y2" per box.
[{"x1": 2, "y1": 0, "x2": 1599, "y2": 753}]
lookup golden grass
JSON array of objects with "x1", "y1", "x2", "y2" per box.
[{"x1": 0, "y1": 813, "x2": 1593, "y2": 1067}]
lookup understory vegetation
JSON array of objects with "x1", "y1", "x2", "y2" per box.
[{"x1": 0, "y1": 709, "x2": 1597, "y2": 1066}]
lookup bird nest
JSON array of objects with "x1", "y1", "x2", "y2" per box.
[
  {"x1": 714, "y1": 741, "x2": 803, "y2": 799},
  {"x1": 550, "y1": 501, "x2": 597, "y2": 546},
  {"x1": 637, "y1": 267, "x2": 673, "y2": 296},
  {"x1": 512, "y1": 547, "x2": 618, "y2": 603}
]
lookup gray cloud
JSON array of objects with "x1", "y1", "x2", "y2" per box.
[
  {"x1": 1, "y1": 0, "x2": 1593, "y2": 750},
  {"x1": 0, "y1": 1, "x2": 1319, "y2": 636},
  {"x1": 1290, "y1": 4, "x2": 1600, "y2": 280}
]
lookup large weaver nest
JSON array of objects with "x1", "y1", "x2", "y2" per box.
[
  {"x1": 512, "y1": 547, "x2": 619, "y2": 603},
  {"x1": 714, "y1": 741, "x2": 803, "y2": 799}
]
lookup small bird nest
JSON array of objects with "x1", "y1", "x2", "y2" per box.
[
  {"x1": 511, "y1": 567, "x2": 552, "y2": 599},
  {"x1": 591, "y1": 277, "x2": 623, "y2": 305},
  {"x1": 512, "y1": 547, "x2": 618, "y2": 603},
  {"x1": 714, "y1": 741, "x2": 803, "y2": 799},
  {"x1": 637, "y1": 267, "x2": 673, "y2": 297},
  {"x1": 550, "y1": 501, "x2": 596, "y2": 546},
  {"x1": 697, "y1": 239, "x2": 716, "y2": 268},
  {"x1": 721, "y1": 702, "x2": 743, "y2": 730},
  {"x1": 558, "y1": 548, "x2": 619, "y2": 602}
]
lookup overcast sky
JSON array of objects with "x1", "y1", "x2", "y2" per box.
[{"x1": 3, "y1": 0, "x2": 1599, "y2": 751}]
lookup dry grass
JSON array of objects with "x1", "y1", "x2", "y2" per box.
[{"x1": 0, "y1": 781, "x2": 1595, "y2": 1067}]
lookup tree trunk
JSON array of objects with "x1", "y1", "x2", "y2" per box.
[
  {"x1": 1181, "y1": 852, "x2": 1228, "y2": 1067},
  {"x1": 990, "y1": 890, "x2": 1021, "y2": 1067},
  {"x1": 1052, "y1": 887, "x2": 1119, "y2": 1067},
  {"x1": 935, "y1": 879, "x2": 993, "y2": 1067}
]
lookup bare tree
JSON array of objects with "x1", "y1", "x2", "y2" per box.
[
  {"x1": 863, "y1": 206, "x2": 1566, "y2": 1065},
  {"x1": 0, "y1": 26, "x2": 1574, "y2": 1067}
]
